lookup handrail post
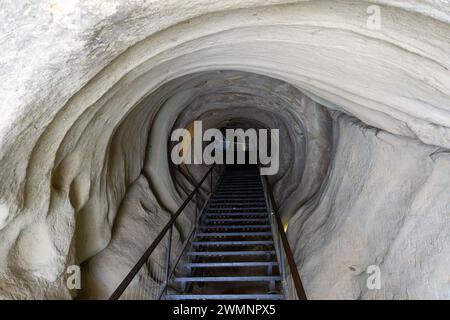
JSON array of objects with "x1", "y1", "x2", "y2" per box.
[
  {"x1": 163, "y1": 226, "x2": 173, "y2": 285},
  {"x1": 278, "y1": 233, "x2": 285, "y2": 287},
  {"x1": 210, "y1": 168, "x2": 213, "y2": 193},
  {"x1": 195, "y1": 193, "x2": 198, "y2": 222}
]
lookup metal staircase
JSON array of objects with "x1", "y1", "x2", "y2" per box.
[
  {"x1": 109, "y1": 164, "x2": 306, "y2": 301},
  {"x1": 165, "y1": 165, "x2": 284, "y2": 300}
]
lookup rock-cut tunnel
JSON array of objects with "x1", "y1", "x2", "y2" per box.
[{"x1": 0, "y1": 1, "x2": 449, "y2": 300}]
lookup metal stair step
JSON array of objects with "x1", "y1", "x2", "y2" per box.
[
  {"x1": 196, "y1": 232, "x2": 272, "y2": 237},
  {"x1": 216, "y1": 188, "x2": 261, "y2": 191},
  {"x1": 213, "y1": 192, "x2": 264, "y2": 198},
  {"x1": 206, "y1": 212, "x2": 267, "y2": 216},
  {"x1": 208, "y1": 206, "x2": 266, "y2": 210},
  {"x1": 208, "y1": 206, "x2": 266, "y2": 209},
  {"x1": 215, "y1": 191, "x2": 262, "y2": 194},
  {"x1": 214, "y1": 194, "x2": 262, "y2": 198},
  {"x1": 218, "y1": 184, "x2": 261, "y2": 186},
  {"x1": 218, "y1": 185, "x2": 261, "y2": 188},
  {"x1": 213, "y1": 198, "x2": 262, "y2": 202},
  {"x1": 212, "y1": 195, "x2": 265, "y2": 199},
  {"x1": 165, "y1": 294, "x2": 284, "y2": 300},
  {"x1": 205, "y1": 213, "x2": 267, "y2": 218},
  {"x1": 204, "y1": 215, "x2": 268, "y2": 220},
  {"x1": 199, "y1": 225, "x2": 271, "y2": 230},
  {"x1": 204, "y1": 218, "x2": 269, "y2": 224},
  {"x1": 203, "y1": 222, "x2": 269, "y2": 226},
  {"x1": 210, "y1": 200, "x2": 266, "y2": 204},
  {"x1": 211, "y1": 194, "x2": 266, "y2": 202},
  {"x1": 220, "y1": 182, "x2": 259, "y2": 185},
  {"x1": 217, "y1": 188, "x2": 261, "y2": 190},
  {"x1": 211, "y1": 199, "x2": 266, "y2": 202},
  {"x1": 206, "y1": 210, "x2": 267, "y2": 213},
  {"x1": 223, "y1": 176, "x2": 259, "y2": 179},
  {"x1": 187, "y1": 250, "x2": 276, "y2": 257},
  {"x1": 219, "y1": 178, "x2": 261, "y2": 186},
  {"x1": 223, "y1": 175, "x2": 259, "y2": 178},
  {"x1": 184, "y1": 261, "x2": 278, "y2": 268},
  {"x1": 210, "y1": 200, "x2": 266, "y2": 203},
  {"x1": 221, "y1": 179, "x2": 259, "y2": 181},
  {"x1": 223, "y1": 176, "x2": 258, "y2": 177},
  {"x1": 192, "y1": 240, "x2": 274, "y2": 246},
  {"x1": 207, "y1": 207, "x2": 267, "y2": 212},
  {"x1": 174, "y1": 276, "x2": 281, "y2": 283},
  {"x1": 217, "y1": 187, "x2": 262, "y2": 191},
  {"x1": 210, "y1": 203, "x2": 266, "y2": 206},
  {"x1": 211, "y1": 197, "x2": 264, "y2": 200},
  {"x1": 220, "y1": 181, "x2": 259, "y2": 184}
]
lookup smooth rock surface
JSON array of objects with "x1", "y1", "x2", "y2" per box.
[{"x1": 289, "y1": 113, "x2": 450, "y2": 299}]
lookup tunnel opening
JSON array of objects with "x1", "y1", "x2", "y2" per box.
[{"x1": 73, "y1": 70, "x2": 331, "y2": 299}]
